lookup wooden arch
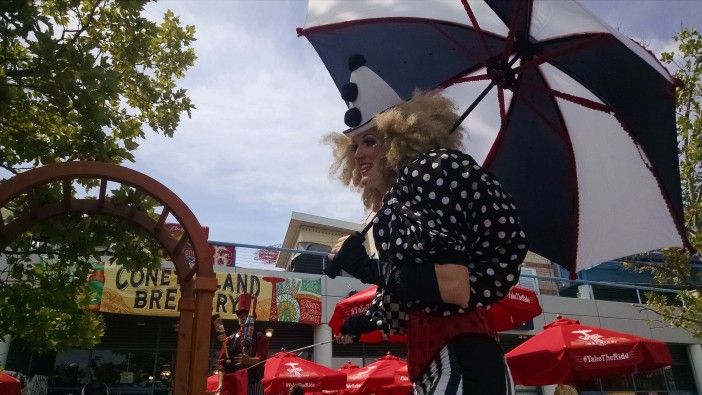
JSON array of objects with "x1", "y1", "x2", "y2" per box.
[{"x1": 0, "y1": 161, "x2": 217, "y2": 395}]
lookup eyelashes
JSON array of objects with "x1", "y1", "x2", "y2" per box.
[
  {"x1": 363, "y1": 137, "x2": 377, "y2": 147},
  {"x1": 352, "y1": 136, "x2": 379, "y2": 152}
]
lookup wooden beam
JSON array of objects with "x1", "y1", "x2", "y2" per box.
[
  {"x1": 98, "y1": 178, "x2": 107, "y2": 208},
  {"x1": 184, "y1": 266, "x2": 197, "y2": 283},
  {"x1": 171, "y1": 234, "x2": 189, "y2": 259},
  {"x1": 62, "y1": 179, "x2": 72, "y2": 211},
  {"x1": 154, "y1": 209, "x2": 169, "y2": 234},
  {"x1": 28, "y1": 189, "x2": 37, "y2": 218}
]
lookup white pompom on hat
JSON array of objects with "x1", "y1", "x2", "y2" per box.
[{"x1": 342, "y1": 54, "x2": 404, "y2": 135}]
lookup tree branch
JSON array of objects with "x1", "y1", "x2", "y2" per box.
[
  {"x1": 5, "y1": 68, "x2": 37, "y2": 79},
  {"x1": 636, "y1": 303, "x2": 702, "y2": 326},
  {"x1": 0, "y1": 163, "x2": 19, "y2": 175},
  {"x1": 629, "y1": 260, "x2": 696, "y2": 288},
  {"x1": 66, "y1": 0, "x2": 103, "y2": 47}
]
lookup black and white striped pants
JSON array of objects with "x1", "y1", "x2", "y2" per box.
[
  {"x1": 413, "y1": 334, "x2": 514, "y2": 395},
  {"x1": 248, "y1": 381, "x2": 262, "y2": 395}
]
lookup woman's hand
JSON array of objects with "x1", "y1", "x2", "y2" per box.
[
  {"x1": 435, "y1": 264, "x2": 470, "y2": 308},
  {"x1": 323, "y1": 235, "x2": 351, "y2": 279},
  {"x1": 324, "y1": 233, "x2": 382, "y2": 285},
  {"x1": 335, "y1": 333, "x2": 355, "y2": 344},
  {"x1": 234, "y1": 353, "x2": 257, "y2": 366},
  {"x1": 327, "y1": 235, "x2": 351, "y2": 262}
]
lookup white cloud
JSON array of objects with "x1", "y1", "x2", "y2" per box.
[{"x1": 132, "y1": 1, "x2": 366, "y2": 245}]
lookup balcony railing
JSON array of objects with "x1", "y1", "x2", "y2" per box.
[{"x1": 212, "y1": 241, "x2": 684, "y2": 306}]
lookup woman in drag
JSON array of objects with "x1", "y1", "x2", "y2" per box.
[{"x1": 324, "y1": 55, "x2": 528, "y2": 394}]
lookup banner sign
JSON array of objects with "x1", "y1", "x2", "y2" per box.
[
  {"x1": 163, "y1": 223, "x2": 209, "y2": 267},
  {"x1": 96, "y1": 265, "x2": 322, "y2": 324},
  {"x1": 161, "y1": 223, "x2": 236, "y2": 268}
]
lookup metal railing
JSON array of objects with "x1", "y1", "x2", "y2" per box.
[{"x1": 214, "y1": 241, "x2": 683, "y2": 305}]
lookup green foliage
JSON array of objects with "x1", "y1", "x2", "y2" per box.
[
  {"x1": 0, "y1": 0, "x2": 196, "y2": 353},
  {"x1": 634, "y1": 28, "x2": 702, "y2": 339},
  {"x1": 0, "y1": 0, "x2": 196, "y2": 167},
  {"x1": 0, "y1": 255, "x2": 105, "y2": 352}
]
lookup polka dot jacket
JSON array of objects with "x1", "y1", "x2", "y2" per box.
[{"x1": 366, "y1": 148, "x2": 528, "y2": 334}]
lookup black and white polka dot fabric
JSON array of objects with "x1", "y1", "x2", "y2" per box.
[{"x1": 368, "y1": 148, "x2": 528, "y2": 334}]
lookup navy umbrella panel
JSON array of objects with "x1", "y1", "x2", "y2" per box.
[{"x1": 299, "y1": 0, "x2": 687, "y2": 274}]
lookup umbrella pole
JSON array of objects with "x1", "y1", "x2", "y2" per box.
[{"x1": 448, "y1": 80, "x2": 497, "y2": 135}]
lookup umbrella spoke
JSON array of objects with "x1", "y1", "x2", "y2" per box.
[
  {"x1": 443, "y1": 72, "x2": 491, "y2": 87},
  {"x1": 461, "y1": 0, "x2": 494, "y2": 59},
  {"x1": 484, "y1": 88, "x2": 517, "y2": 168},
  {"x1": 432, "y1": 22, "x2": 489, "y2": 65},
  {"x1": 519, "y1": 81, "x2": 611, "y2": 113},
  {"x1": 512, "y1": 89, "x2": 570, "y2": 144},
  {"x1": 497, "y1": 86, "x2": 507, "y2": 128},
  {"x1": 501, "y1": 0, "x2": 530, "y2": 59},
  {"x1": 515, "y1": 33, "x2": 608, "y2": 74}
]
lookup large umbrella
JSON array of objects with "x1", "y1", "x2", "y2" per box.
[
  {"x1": 343, "y1": 353, "x2": 407, "y2": 395},
  {"x1": 506, "y1": 317, "x2": 672, "y2": 385},
  {"x1": 298, "y1": 0, "x2": 688, "y2": 274},
  {"x1": 329, "y1": 285, "x2": 541, "y2": 340},
  {"x1": 262, "y1": 351, "x2": 347, "y2": 394},
  {"x1": 0, "y1": 373, "x2": 21, "y2": 395}
]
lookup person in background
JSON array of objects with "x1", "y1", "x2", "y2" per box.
[
  {"x1": 323, "y1": 55, "x2": 527, "y2": 394},
  {"x1": 81, "y1": 358, "x2": 109, "y2": 395},
  {"x1": 554, "y1": 384, "x2": 579, "y2": 395},
  {"x1": 216, "y1": 293, "x2": 268, "y2": 395},
  {"x1": 288, "y1": 384, "x2": 305, "y2": 395},
  {"x1": 81, "y1": 379, "x2": 109, "y2": 395}
]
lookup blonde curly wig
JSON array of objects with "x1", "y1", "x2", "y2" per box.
[{"x1": 323, "y1": 90, "x2": 465, "y2": 211}]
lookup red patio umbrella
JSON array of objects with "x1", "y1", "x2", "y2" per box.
[
  {"x1": 506, "y1": 317, "x2": 673, "y2": 385},
  {"x1": 330, "y1": 285, "x2": 542, "y2": 342},
  {"x1": 343, "y1": 353, "x2": 407, "y2": 395},
  {"x1": 206, "y1": 370, "x2": 247, "y2": 395},
  {"x1": 0, "y1": 372, "x2": 21, "y2": 395},
  {"x1": 487, "y1": 285, "x2": 542, "y2": 331},
  {"x1": 206, "y1": 374, "x2": 218, "y2": 394},
  {"x1": 329, "y1": 286, "x2": 406, "y2": 343},
  {"x1": 263, "y1": 352, "x2": 346, "y2": 395},
  {"x1": 378, "y1": 365, "x2": 412, "y2": 395},
  {"x1": 338, "y1": 361, "x2": 360, "y2": 374}
]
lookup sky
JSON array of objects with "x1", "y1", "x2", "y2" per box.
[{"x1": 131, "y1": 0, "x2": 702, "y2": 263}]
